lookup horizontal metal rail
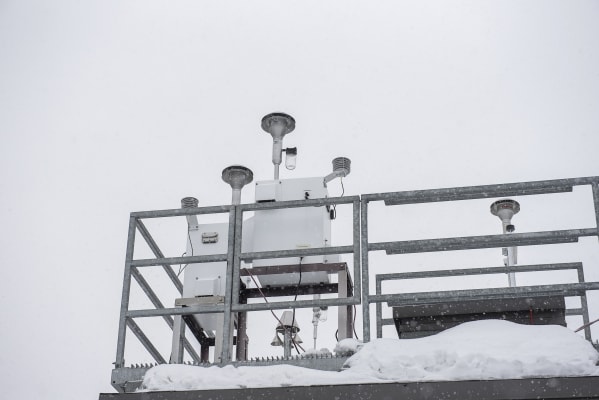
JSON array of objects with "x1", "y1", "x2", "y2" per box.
[
  {"x1": 372, "y1": 229, "x2": 597, "y2": 255},
  {"x1": 131, "y1": 205, "x2": 232, "y2": 219},
  {"x1": 374, "y1": 282, "x2": 599, "y2": 306},
  {"x1": 127, "y1": 304, "x2": 225, "y2": 318},
  {"x1": 240, "y1": 245, "x2": 354, "y2": 262},
  {"x1": 376, "y1": 262, "x2": 583, "y2": 281},
  {"x1": 232, "y1": 296, "x2": 360, "y2": 312},
  {"x1": 131, "y1": 254, "x2": 228, "y2": 267},
  {"x1": 239, "y1": 195, "x2": 359, "y2": 211},
  {"x1": 360, "y1": 177, "x2": 599, "y2": 205}
]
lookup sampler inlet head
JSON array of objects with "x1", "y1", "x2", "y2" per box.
[
  {"x1": 261, "y1": 112, "x2": 295, "y2": 179},
  {"x1": 271, "y1": 333, "x2": 283, "y2": 347},
  {"x1": 222, "y1": 165, "x2": 254, "y2": 205},
  {"x1": 276, "y1": 310, "x2": 300, "y2": 334},
  {"x1": 490, "y1": 199, "x2": 520, "y2": 224},
  {"x1": 261, "y1": 112, "x2": 295, "y2": 139}
]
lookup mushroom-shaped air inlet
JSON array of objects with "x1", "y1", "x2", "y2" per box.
[
  {"x1": 490, "y1": 199, "x2": 520, "y2": 226},
  {"x1": 261, "y1": 112, "x2": 295, "y2": 179},
  {"x1": 222, "y1": 165, "x2": 254, "y2": 205}
]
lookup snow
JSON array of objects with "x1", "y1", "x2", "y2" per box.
[{"x1": 140, "y1": 320, "x2": 599, "y2": 392}]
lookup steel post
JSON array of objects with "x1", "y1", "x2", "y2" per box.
[
  {"x1": 115, "y1": 216, "x2": 137, "y2": 368},
  {"x1": 593, "y1": 182, "x2": 599, "y2": 243},
  {"x1": 577, "y1": 266, "x2": 592, "y2": 341},
  {"x1": 375, "y1": 277, "x2": 382, "y2": 338},
  {"x1": 378, "y1": 282, "x2": 599, "y2": 306},
  {"x1": 220, "y1": 206, "x2": 238, "y2": 364},
  {"x1": 374, "y1": 228, "x2": 597, "y2": 255},
  {"x1": 360, "y1": 199, "x2": 370, "y2": 342},
  {"x1": 376, "y1": 262, "x2": 583, "y2": 281},
  {"x1": 352, "y1": 199, "x2": 361, "y2": 307},
  {"x1": 170, "y1": 312, "x2": 185, "y2": 364}
]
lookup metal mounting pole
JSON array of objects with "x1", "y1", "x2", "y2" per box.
[
  {"x1": 219, "y1": 206, "x2": 238, "y2": 363},
  {"x1": 360, "y1": 199, "x2": 371, "y2": 342},
  {"x1": 115, "y1": 216, "x2": 137, "y2": 368},
  {"x1": 592, "y1": 181, "x2": 599, "y2": 242}
]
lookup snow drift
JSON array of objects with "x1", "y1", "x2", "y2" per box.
[{"x1": 140, "y1": 320, "x2": 599, "y2": 391}]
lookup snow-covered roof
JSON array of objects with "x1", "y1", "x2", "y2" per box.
[{"x1": 140, "y1": 320, "x2": 599, "y2": 392}]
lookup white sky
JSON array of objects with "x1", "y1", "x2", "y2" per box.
[{"x1": 1, "y1": 1, "x2": 598, "y2": 399}]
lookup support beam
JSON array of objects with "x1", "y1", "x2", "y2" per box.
[
  {"x1": 115, "y1": 216, "x2": 137, "y2": 368},
  {"x1": 367, "y1": 177, "x2": 599, "y2": 206},
  {"x1": 372, "y1": 229, "x2": 597, "y2": 255},
  {"x1": 377, "y1": 282, "x2": 599, "y2": 306},
  {"x1": 135, "y1": 220, "x2": 183, "y2": 293},
  {"x1": 127, "y1": 319, "x2": 166, "y2": 365},
  {"x1": 130, "y1": 267, "x2": 200, "y2": 362}
]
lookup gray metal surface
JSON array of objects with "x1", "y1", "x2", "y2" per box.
[
  {"x1": 376, "y1": 262, "x2": 583, "y2": 281},
  {"x1": 364, "y1": 176, "x2": 598, "y2": 205},
  {"x1": 392, "y1": 295, "x2": 567, "y2": 338},
  {"x1": 102, "y1": 376, "x2": 599, "y2": 400},
  {"x1": 360, "y1": 198, "x2": 371, "y2": 342},
  {"x1": 379, "y1": 282, "x2": 599, "y2": 306},
  {"x1": 220, "y1": 207, "x2": 237, "y2": 363},
  {"x1": 374, "y1": 262, "x2": 588, "y2": 338},
  {"x1": 115, "y1": 216, "x2": 137, "y2": 369},
  {"x1": 373, "y1": 228, "x2": 597, "y2": 254},
  {"x1": 592, "y1": 182, "x2": 599, "y2": 241}
]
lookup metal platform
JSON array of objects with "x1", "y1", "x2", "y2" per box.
[
  {"x1": 109, "y1": 176, "x2": 599, "y2": 396},
  {"x1": 100, "y1": 376, "x2": 599, "y2": 400}
]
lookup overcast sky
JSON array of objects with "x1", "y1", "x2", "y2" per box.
[{"x1": 1, "y1": 1, "x2": 599, "y2": 399}]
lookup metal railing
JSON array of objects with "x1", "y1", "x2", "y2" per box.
[
  {"x1": 114, "y1": 197, "x2": 361, "y2": 368},
  {"x1": 374, "y1": 262, "x2": 594, "y2": 340},
  {"x1": 360, "y1": 176, "x2": 599, "y2": 342},
  {"x1": 114, "y1": 176, "x2": 599, "y2": 374}
]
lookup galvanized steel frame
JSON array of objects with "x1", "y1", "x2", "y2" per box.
[
  {"x1": 114, "y1": 196, "x2": 361, "y2": 371},
  {"x1": 374, "y1": 262, "x2": 594, "y2": 340},
  {"x1": 113, "y1": 176, "x2": 599, "y2": 390},
  {"x1": 360, "y1": 176, "x2": 599, "y2": 342}
]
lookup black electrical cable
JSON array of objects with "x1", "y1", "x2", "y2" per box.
[
  {"x1": 290, "y1": 257, "x2": 304, "y2": 354},
  {"x1": 177, "y1": 251, "x2": 187, "y2": 276},
  {"x1": 331, "y1": 177, "x2": 345, "y2": 217},
  {"x1": 177, "y1": 229, "x2": 194, "y2": 277},
  {"x1": 245, "y1": 268, "x2": 306, "y2": 353},
  {"x1": 353, "y1": 304, "x2": 360, "y2": 340}
]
